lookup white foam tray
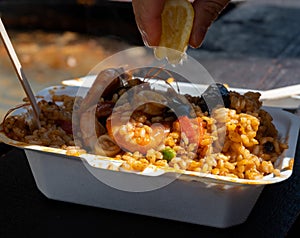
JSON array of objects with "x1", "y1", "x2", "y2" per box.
[{"x1": 0, "y1": 84, "x2": 299, "y2": 228}]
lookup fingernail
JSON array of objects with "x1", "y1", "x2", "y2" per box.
[
  {"x1": 141, "y1": 33, "x2": 150, "y2": 47},
  {"x1": 138, "y1": 27, "x2": 150, "y2": 47},
  {"x1": 190, "y1": 41, "x2": 203, "y2": 49},
  {"x1": 190, "y1": 27, "x2": 207, "y2": 48}
]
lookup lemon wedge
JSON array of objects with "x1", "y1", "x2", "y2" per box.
[{"x1": 154, "y1": 0, "x2": 194, "y2": 64}]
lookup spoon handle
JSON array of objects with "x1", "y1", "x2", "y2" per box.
[
  {"x1": 0, "y1": 18, "x2": 40, "y2": 127},
  {"x1": 259, "y1": 84, "x2": 300, "y2": 100}
]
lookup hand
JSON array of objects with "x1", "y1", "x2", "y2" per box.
[{"x1": 132, "y1": 0, "x2": 230, "y2": 48}]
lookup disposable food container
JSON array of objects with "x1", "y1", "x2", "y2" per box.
[{"x1": 1, "y1": 83, "x2": 299, "y2": 228}]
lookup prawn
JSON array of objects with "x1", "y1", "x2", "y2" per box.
[
  {"x1": 106, "y1": 111, "x2": 170, "y2": 155},
  {"x1": 78, "y1": 68, "x2": 124, "y2": 152},
  {"x1": 79, "y1": 68, "x2": 124, "y2": 113},
  {"x1": 78, "y1": 66, "x2": 192, "y2": 156}
]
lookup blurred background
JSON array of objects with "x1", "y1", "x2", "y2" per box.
[{"x1": 0, "y1": 0, "x2": 138, "y2": 118}]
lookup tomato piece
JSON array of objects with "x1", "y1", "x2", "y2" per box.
[{"x1": 177, "y1": 116, "x2": 204, "y2": 145}]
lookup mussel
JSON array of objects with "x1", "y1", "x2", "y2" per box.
[{"x1": 185, "y1": 83, "x2": 230, "y2": 115}]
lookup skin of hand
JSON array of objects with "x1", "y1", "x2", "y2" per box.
[{"x1": 132, "y1": 0, "x2": 230, "y2": 48}]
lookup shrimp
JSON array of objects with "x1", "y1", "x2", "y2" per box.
[
  {"x1": 78, "y1": 66, "x2": 188, "y2": 155},
  {"x1": 106, "y1": 110, "x2": 170, "y2": 155},
  {"x1": 78, "y1": 68, "x2": 125, "y2": 151},
  {"x1": 79, "y1": 68, "x2": 124, "y2": 113}
]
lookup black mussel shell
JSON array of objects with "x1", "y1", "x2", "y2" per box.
[{"x1": 200, "y1": 83, "x2": 230, "y2": 114}]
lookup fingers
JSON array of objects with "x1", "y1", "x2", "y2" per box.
[
  {"x1": 132, "y1": 0, "x2": 166, "y2": 47},
  {"x1": 189, "y1": 0, "x2": 230, "y2": 48},
  {"x1": 132, "y1": 0, "x2": 230, "y2": 49}
]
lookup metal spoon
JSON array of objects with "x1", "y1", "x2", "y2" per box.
[{"x1": 0, "y1": 18, "x2": 41, "y2": 128}]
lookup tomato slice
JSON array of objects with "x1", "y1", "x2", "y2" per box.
[{"x1": 177, "y1": 116, "x2": 204, "y2": 145}]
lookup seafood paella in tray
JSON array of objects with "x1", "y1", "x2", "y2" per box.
[
  {"x1": 1, "y1": 67, "x2": 298, "y2": 183},
  {"x1": 0, "y1": 67, "x2": 299, "y2": 227}
]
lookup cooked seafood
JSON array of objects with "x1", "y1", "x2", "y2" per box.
[{"x1": 1, "y1": 67, "x2": 289, "y2": 180}]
